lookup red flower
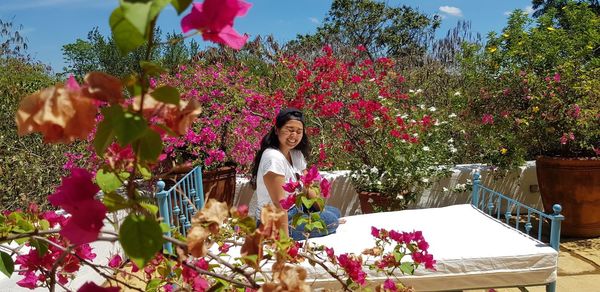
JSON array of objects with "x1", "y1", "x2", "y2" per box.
[
  {"x1": 180, "y1": 0, "x2": 252, "y2": 50},
  {"x1": 282, "y1": 178, "x2": 301, "y2": 193},
  {"x1": 279, "y1": 194, "x2": 296, "y2": 210},
  {"x1": 320, "y1": 178, "x2": 331, "y2": 199},
  {"x1": 108, "y1": 254, "x2": 122, "y2": 268},
  {"x1": 48, "y1": 168, "x2": 106, "y2": 245}
]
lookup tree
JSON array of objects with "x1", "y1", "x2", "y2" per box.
[
  {"x1": 531, "y1": 0, "x2": 599, "y2": 17},
  {"x1": 287, "y1": 0, "x2": 440, "y2": 64}
]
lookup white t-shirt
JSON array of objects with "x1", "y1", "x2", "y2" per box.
[{"x1": 250, "y1": 147, "x2": 307, "y2": 219}]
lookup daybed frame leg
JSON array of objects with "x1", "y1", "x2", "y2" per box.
[{"x1": 546, "y1": 281, "x2": 556, "y2": 292}]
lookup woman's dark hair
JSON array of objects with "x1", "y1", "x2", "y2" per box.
[{"x1": 250, "y1": 108, "x2": 310, "y2": 189}]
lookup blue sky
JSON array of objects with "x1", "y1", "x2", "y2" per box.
[{"x1": 0, "y1": 0, "x2": 535, "y2": 72}]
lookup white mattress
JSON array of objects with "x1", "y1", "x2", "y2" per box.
[{"x1": 302, "y1": 204, "x2": 558, "y2": 291}]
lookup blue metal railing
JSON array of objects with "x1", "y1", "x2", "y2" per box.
[
  {"x1": 471, "y1": 172, "x2": 564, "y2": 292},
  {"x1": 156, "y1": 166, "x2": 204, "y2": 253}
]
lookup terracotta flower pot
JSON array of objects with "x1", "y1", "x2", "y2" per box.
[
  {"x1": 202, "y1": 166, "x2": 237, "y2": 207},
  {"x1": 536, "y1": 156, "x2": 600, "y2": 238},
  {"x1": 357, "y1": 191, "x2": 399, "y2": 214}
]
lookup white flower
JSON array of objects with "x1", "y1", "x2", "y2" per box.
[
  {"x1": 377, "y1": 95, "x2": 384, "y2": 99},
  {"x1": 412, "y1": 133, "x2": 419, "y2": 137},
  {"x1": 443, "y1": 187, "x2": 449, "y2": 192},
  {"x1": 370, "y1": 167, "x2": 378, "y2": 174},
  {"x1": 396, "y1": 194, "x2": 404, "y2": 200},
  {"x1": 450, "y1": 147, "x2": 458, "y2": 153},
  {"x1": 368, "y1": 198, "x2": 374, "y2": 203},
  {"x1": 422, "y1": 146, "x2": 430, "y2": 151},
  {"x1": 409, "y1": 89, "x2": 415, "y2": 93},
  {"x1": 447, "y1": 138, "x2": 454, "y2": 143},
  {"x1": 454, "y1": 91, "x2": 461, "y2": 96},
  {"x1": 448, "y1": 113, "x2": 457, "y2": 118},
  {"x1": 418, "y1": 104, "x2": 425, "y2": 110},
  {"x1": 428, "y1": 106, "x2": 437, "y2": 112},
  {"x1": 369, "y1": 78, "x2": 376, "y2": 82},
  {"x1": 416, "y1": 89, "x2": 423, "y2": 94},
  {"x1": 422, "y1": 178, "x2": 430, "y2": 183}
]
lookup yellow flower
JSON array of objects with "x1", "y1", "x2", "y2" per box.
[
  {"x1": 502, "y1": 33, "x2": 509, "y2": 38},
  {"x1": 532, "y1": 106, "x2": 540, "y2": 113},
  {"x1": 546, "y1": 27, "x2": 555, "y2": 31},
  {"x1": 500, "y1": 148, "x2": 508, "y2": 155},
  {"x1": 488, "y1": 46, "x2": 497, "y2": 53}
]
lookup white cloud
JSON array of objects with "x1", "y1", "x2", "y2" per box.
[
  {"x1": 309, "y1": 17, "x2": 320, "y2": 25},
  {"x1": 505, "y1": 5, "x2": 535, "y2": 16},
  {"x1": 439, "y1": 6, "x2": 463, "y2": 17}
]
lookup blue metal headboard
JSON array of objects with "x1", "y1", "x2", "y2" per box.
[{"x1": 156, "y1": 166, "x2": 204, "y2": 253}]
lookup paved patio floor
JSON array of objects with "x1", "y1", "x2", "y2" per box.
[{"x1": 466, "y1": 236, "x2": 600, "y2": 292}]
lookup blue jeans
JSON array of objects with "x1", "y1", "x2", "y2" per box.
[{"x1": 288, "y1": 205, "x2": 341, "y2": 241}]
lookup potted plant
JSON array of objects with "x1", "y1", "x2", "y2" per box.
[{"x1": 461, "y1": 3, "x2": 600, "y2": 237}]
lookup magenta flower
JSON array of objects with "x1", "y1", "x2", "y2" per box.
[
  {"x1": 180, "y1": 0, "x2": 251, "y2": 50},
  {"x1": 302, "y1": 165, "x2": 322, "y2": 186},
  {"x1": 108, "y1": 254, "x2": 122, "y2": 268},
  {"x1": 481, "y1": 114, "x2": 494, "y2": 125},
  {"x1": 282, "y1": 178, "x2": 301, "y2": 193},
  {"x1": 78, "y1": 281, "x2": 120, "y2": 292},
  {"x1": 320, "y1": 178, "x2": 331, "y2": 198},
  {"x1": 383, "y1": 279, "x2": 397, "y2": 291},
  {"x1": 48, "y1": 168, "x2": 106, "y2": 245},
  {"x1": 16, "y1": 272, "x2": 38, "y2": 289},
  {"x1": 279, "y1": 194, "x2": 296, "y2": 210}
]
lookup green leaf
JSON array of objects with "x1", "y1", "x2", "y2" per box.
[
  {"x1": 140, "y1": 202, "x2": 159, "y2": 215},
  {"x1": 14, "y1": 219, "x2": 34, "y2": 233},
  {"x1": 140, "y1": 61, "x2": 166, "y2": 77},
  {"x1": 109, "y1": 7, "x2": 146, "y2": 54},
  {"x1": 236, "y1": 217, "x2": 257, "y2": 233},
  {"x1": 30, "y1": 239, "x2": 49, "y2": 257},
  {"x1": 312, "y1": 220, "x2": 325, "y2": 231},
  {"x1": 134, "y1": 129, "x2": 163, "y2": 162},
  {"x1": 94, "y1": 119, "x2": 114, "y2": 155},
  {"x1": 103, "y1": 191, "x2": 132, "y2": 212},
  {"x1": 149, "y1": 0, "x2": 172, "y2": 20},
  {"x1": 38, "y1": 219, "x2": 50, "y2": 230},
  {"x1": 119, "y1": 214, "x2": 163, "y2": 268},
  {"x1": 300, "y1": 196, "x2": 315, "y2": 209},
  {"x1": 96, "y1": 169, "x2": 123, "y2": 193},
  {"x1": 145, "y1": 278, "x2": 162, "y2": 292},
  {"x1": 159, "y1": 222, "x2": 171, "y2": 233},
  {"x1": 137, "y1": 164, "x2": 152, "y2": 180},
  {"x1": 115, "y1": 111, "x2": 148, "y2": 146},
  {"x1": 171, "y1": 0, "x2": 193, "y2": 14},
  {"x1": 121, "y1": 1, "x2": 152, "y2": 36},
  {"x1": 399, "y1": 262, "x2": 415, "y2": 275},
  {"x1": 0, "y1": 251, "x2": 14, "y2": 278},
  {"x1": 150, "y1": 86, "x2": 180, "y2": 105}
]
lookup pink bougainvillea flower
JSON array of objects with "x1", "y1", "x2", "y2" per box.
[
  {"x1": 282, "y1": 178, "x2": 301, "y2": 193},
  {"x1": 48, "y1": 168, "x2": 106, "y2": 245},
  {"x1": 78, "y1": 281, "x2": 120, "y2": 292},
  {"x1": 48, "y1": 168, "x2": 99, "y2": 209},
  {"x1": 279, "y1": 194, "x2": 296, "y2": 210},
  {"x1": 320, "y1": 178, "x2": 331, "y2": 198},
  {"x1": 481, "y1": 113, "x2": 494, "y2": 125},
  {"x1": 302, "y1": 165, "x2": 322, "y2": 186},
  {"x1": 16, "y1": 272, "x2": 38, "y2": 289},
  {"x1": 181, "y1": 0, "x2": 251, "y2": 50},
  {"x1": 108, "y1": 254, "x2": 122, "y2": 268},
  {"x1": 383, "y1": 279, "x2": 398, "y2": 291}
]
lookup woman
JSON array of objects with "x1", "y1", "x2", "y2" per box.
[{"x1": 250, "y1": 108, "x2": 341, "y2": 240}]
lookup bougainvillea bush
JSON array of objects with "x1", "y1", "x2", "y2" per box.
[
  {"x1": 276, "y1": 46, "x2": 457, "y2": 210},
  {"x1": 0, "y1": 0, "x2": 437, "y2": 291},
  {"x1": 158, "y1": 62, "x2": 285, "y2": 173}
]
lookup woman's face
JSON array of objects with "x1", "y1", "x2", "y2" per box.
[{"x1": 277, "y1": 119, "x2": 303, "y2": 152}]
